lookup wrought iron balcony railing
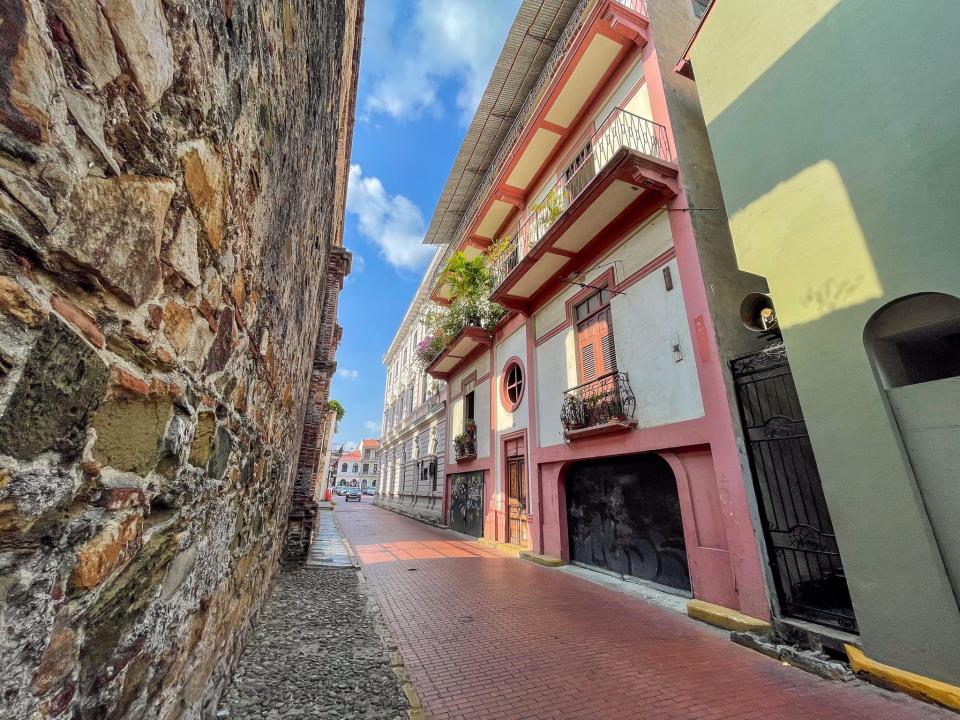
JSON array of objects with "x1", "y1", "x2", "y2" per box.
[
  {"x1": 613, "y1": 0, "x2": 648, "y2": 15},
  {"x1": 491, "y1": 108, "x2": 671, "y2": 290},
  {"x1": 560, "y1": 371, "x2": 637, "y2": 434},
  {"x1": 453, "y1": 427, "x2": 477, "y2": 462}
]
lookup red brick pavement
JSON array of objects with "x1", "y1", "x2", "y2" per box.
[{"x1": 336, "y1": 501, "x2": 952, "y2": 720}]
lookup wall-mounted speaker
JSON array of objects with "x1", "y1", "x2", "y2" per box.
[{"x1": 740, "y1": 292, "x2": 778, "y2": 332}]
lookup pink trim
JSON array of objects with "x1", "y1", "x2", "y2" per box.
[
  {"x1": 616, "y1": 247, "x2": 675, "y2": 292},
  {"x1": 493, "y1": 309, "x2": 527, "y2": 340},
  {"x1": 524, "y1": 319, "x2": 544, "y2": 553},
  {"x1": 639, "y1": 41, "x2": 769, "y2": 619},
  {"x1": 534, "y1": 321, "x2": 570, "y2": 348}
]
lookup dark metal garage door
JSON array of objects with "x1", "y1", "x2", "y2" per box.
[{"x1": 566, "y1": 454, "x2": 690, "y2": 592}]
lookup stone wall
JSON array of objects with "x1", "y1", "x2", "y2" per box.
[{"x1": 0, "y1": 0, "x2": 362, "y2": 718}]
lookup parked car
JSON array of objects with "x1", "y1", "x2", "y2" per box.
[
  {"x1": 344, "y1": 487, "x2": 362, "y2": 502},
  {"x1": 335, "y1": 486, "x2": 348, "y2": 496},
  {"x1": 363, "y1": 487, "x2": 375, "y2": 496}
]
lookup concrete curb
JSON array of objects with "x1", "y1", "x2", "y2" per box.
[
  {"x1": 845, "y1": 644, "x2": 960, "y2": 712},
  {"x1": 687, "y1": 599, "x2": 773, "y2": 634},
  {"x1": 519, "y1": 551, "x2": 565, "y2": 567}
]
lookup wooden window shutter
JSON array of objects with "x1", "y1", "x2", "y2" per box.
[{"x1": 579, "y1": 337, "x2": 597, "y2": 381}]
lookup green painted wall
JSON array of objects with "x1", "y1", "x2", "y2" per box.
[{"x1": 689, "y1": 0, "x2": 960, "y2": 684}]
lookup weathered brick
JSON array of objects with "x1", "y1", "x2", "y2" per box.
[
  {"x1": 51, "y1": 294, "x2": 105, "y2": 349},
  {"x1": 70, "y1": 513, "x2": 143, "y2": 591}
]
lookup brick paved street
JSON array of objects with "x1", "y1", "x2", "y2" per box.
[{"x1": 336, "y1": 501, "x2": 953, "y2": 720}]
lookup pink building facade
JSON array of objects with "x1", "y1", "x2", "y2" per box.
[{"x1": 420, "y1": 0, "x2": 772, "y2": 619}]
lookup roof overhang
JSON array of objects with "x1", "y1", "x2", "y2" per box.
[{"x1": 423, "y1": 0, "x2": 584, "y2": 248}]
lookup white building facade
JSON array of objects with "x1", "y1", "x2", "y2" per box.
[
  {"x1": 376, "y1": 253, "x2": 447, "y2": 524},
  {"x1": 334, "y1": 438, "x2": 380, "y2": 489}
]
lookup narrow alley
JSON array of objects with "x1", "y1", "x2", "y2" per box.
[{"x1": 335, "y1": 501, "x2": 953, "y2": 720}]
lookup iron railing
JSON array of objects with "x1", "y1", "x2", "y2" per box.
[
  {"x1": 613, "y1": 0, "x2": 648, "y2": 15},
  {"x1": 430, "y1": 0, "x2": 651, "y2": 292},
  {"x1": 560, "y1": 371, "x2": 637, "y2": 433},
  {"x1": 491, "y1": 108, "x2": 671, "y2": 290}
]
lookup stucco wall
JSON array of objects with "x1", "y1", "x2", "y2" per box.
[
  {"x1": 448, "y1": 351, "x2": 491, "y2": 460},
  {"x1": 690, "y1": 0, "x2": 960, "y2": 684},
  {"x1": 533, "y1": 213, "x2": 702, "y2": 447},
  {"x1": 494, "y1": 328, "x2": 529, "y2": 434}
]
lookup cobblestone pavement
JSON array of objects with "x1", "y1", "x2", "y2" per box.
[
  {"x1": 218, "y1": 509, "x2": 409, "y2": 719},
  {"x1": 337, "y1": 502, "x2": 954, "y2": 720}
]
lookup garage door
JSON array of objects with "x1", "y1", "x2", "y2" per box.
[{"x1": 566, "y1": 454, "x2": 690, "y2": 592}]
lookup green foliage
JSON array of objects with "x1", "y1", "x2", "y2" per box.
[
  {"x1": 327, "y1": 399, "x2": 345, "y2": 432},
  {"x1": 531, "y1": 188, "x2": 564, "y2": 228},
  {"x1": 417, "y1": 250, "x2": 508, "y2": 368}
]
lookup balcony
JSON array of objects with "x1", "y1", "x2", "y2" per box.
[
  {"x1": 490, "y1": 108, "x2": 677, "y2": 311},
  {"x1": 425, "y1": 325, "x2": 492, "y2": 380},
  {"x1": 453, "y1": 426, "x2": 477, "y2": 462},
  {"x1": 560, "y1": 371, "x2": 637, "y2": 440}
]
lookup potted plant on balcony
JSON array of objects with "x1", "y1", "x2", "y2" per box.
[
  {"x1": 415, "y1": 333, "x2": 446, "y2": 369},
  {"x1": 560, "y1": 394, "x2": 587, "y2": 431},
  {"x1": 455, "y1": 419, "x2": 478, "y2": 458},
  {"x1": 531, "y1": 188, "x2": 564, "y2": 232}
]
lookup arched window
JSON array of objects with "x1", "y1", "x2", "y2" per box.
[
  {"x1": 500, "y1": 358, "x2": 525, "y2": 411},
  {"x1": 352, "y1": 463, "x2": 359, "y2": 473},
  {"x1": 341, "y1": 463, "x2": 347, "y2": 472},
  {"x1": 864, "y1": 293, "x2": 960, "y2": 388}
]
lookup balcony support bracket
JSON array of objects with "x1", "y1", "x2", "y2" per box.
[{"x1": 602, "y1": 4, "x2": 650, "y2": 47}]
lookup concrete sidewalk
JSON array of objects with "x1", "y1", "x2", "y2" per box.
[{"x1": 335, "y1": 501, "x2": 953, "y2": 720}]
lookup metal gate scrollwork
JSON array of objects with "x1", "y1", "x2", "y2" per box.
[{"x1": 732, "y1": 347, "x2": 857, "y2": 633}]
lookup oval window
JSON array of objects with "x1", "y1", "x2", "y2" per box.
[{"x1": 502, "y1": 360, "x2": 524, "y2": 411}]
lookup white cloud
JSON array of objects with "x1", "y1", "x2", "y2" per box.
[
  {"x1": 351, "y1": 253, "x2": 365, "y2": 273},
  {"x1": 346, "y1": 164, "x2": 435, "y2": 271},
  {"x1": 361, "y1": 0, "x2": 520, "y2": 123},
  {"x1": 363, "y1": 420, "x2": 380, "y2": 432},
  {"x1": 337, "y1": 368, "x2": 360, "y2": 380}
]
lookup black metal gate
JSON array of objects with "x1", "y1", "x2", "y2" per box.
[
  {"x1": 449, "y1": 472, "x2": 484, "y2": 537},
  {"x1": 565, "y1": 454, "x2": 690, "y2": 592},
  {"x1": 732, "y1": 347, "x2": 857, "y2": 632}
]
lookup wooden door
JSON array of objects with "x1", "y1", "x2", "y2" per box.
[{"x1": 506, "y1": 456, "x2": 528, "y2": 548}]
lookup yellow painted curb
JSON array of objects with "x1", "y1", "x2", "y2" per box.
[
  {"x1": 687, "y1": 599, "x2": 772, "y2": 634},
  {"x1": 519, "y1": 551, "x2": 565, "y2": 567},
  {"x1": 477, "y1": 539, "x2": 523, "y2": 557},
  {"x1": 845, "y1": 644, "x2": 960, "y2": 711}
]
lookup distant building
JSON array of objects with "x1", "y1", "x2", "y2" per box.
[{"x1": 334, "y1": 439, "x2": 380, "y2": 489}]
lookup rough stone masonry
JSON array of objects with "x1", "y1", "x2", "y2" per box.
[{"x1": 0, "y1": 0, "x2": 363, "y2": 717}]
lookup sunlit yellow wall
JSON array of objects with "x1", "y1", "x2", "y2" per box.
[{"x1": 689, "y1": 0, "x2": 960, "y2": 686}]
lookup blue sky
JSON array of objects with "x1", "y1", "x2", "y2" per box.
[{"x1": 331, "y1": 0, "x2": 520, "y2": 450}]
